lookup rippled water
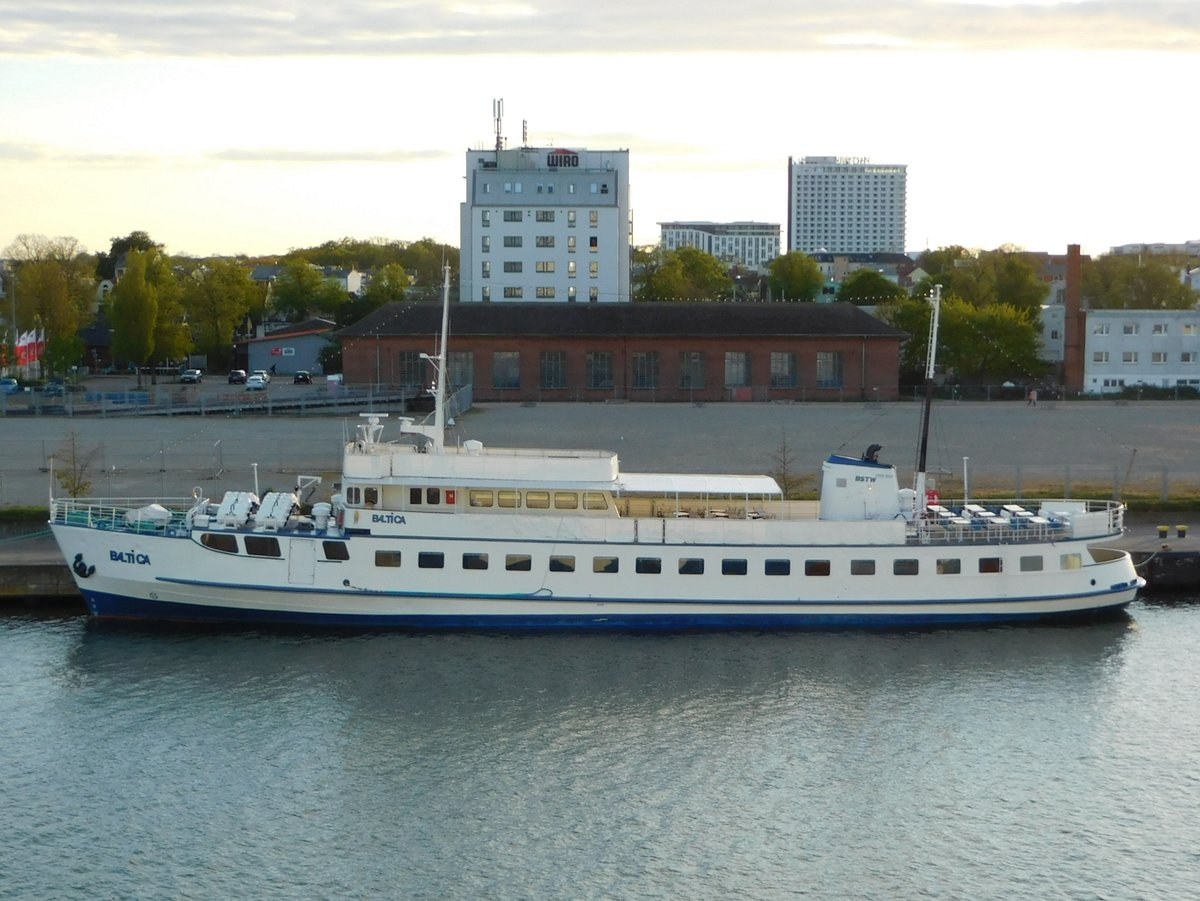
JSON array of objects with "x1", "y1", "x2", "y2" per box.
[{"x1": 4, "y1": 602, "x2": 1200, "y2": 899}]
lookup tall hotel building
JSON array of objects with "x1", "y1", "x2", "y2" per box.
[
  {"x1": 787, "y1": 156, "x2": 907, "y2": 254},
  {"x1": 460, "y1": 146, "x2": 631, "y2": 303}
]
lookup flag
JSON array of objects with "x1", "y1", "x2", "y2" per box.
[
  {"x1": 15, "y1": 330, "x2": 31, "y2": 366},
  {"x1": 31, "y1": 328, "x2": 46, "y2": 363}
]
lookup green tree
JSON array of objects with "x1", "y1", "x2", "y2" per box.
[
  {"x1": 271, "y1": 260, "x2": 346, "y2": 321},
  {"x1": 1082, "y1": 254, "x2": 1197, "y2": 309},
  {"x1": 147, "y1": 252, "x2": 190, "y2": 369},
  {"x1": 837, "y1": 269, "x2": 907, "y2": 305},
  {"x1": 767, "y1": 252, "x2": 823, "y2": 301},
  {"x1": 914, "y1": 247, "x2": 1047, "y2": 312},
  {"x1": 96, "y1": 230, "x2": 160, "y2": 282},
  {"x1": 634, "y1": 246, "x2": 732, "y2": 301},
  {"x1": 181, "y1": 259, "x2": 258, "y2": 368},
  {"x1": 109, "y1": 251, "x2": 157, "y2": 375}
]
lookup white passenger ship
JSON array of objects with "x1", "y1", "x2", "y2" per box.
[{"x1": 49, "y1": 276, "x2": 1143, "y2": 628}]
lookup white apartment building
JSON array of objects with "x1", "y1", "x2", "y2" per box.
[
  {"x1": 1084, "y1": 309, "x2": 1200, "y2": 394},
  {"x1": 460, "y1": 146, "x2": 631, "y2": 303},
  {"x1": 787, "y1": 156, "x2": 906, "y2": 254},
  {"x1": 659, "y1": 221, "x2": 780, "y2": 273}
]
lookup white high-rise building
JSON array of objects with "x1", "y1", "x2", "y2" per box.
[
  {"x1": 460, "y1": 146, "x2": 631, "y2": 303},
  {"x1": 787, "y1": 156, "x2": 906, "y2": 254},
  {"x1": 659, "y1": 222, "x2": 780, "y2": 273}
]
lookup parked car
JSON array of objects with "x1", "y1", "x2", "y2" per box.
[
  {"x1": 293, "y1": 370, "x2": 312, "y2": 384},
  {"x1": 42, "y1": 381, "x2": 65, "y2": 397},
  {"x1": 252, "y1": 369, "x2": 272, "y2": 384},
  {"x1": 228, "y1": 369, "x2": 247, "y2": 384},
  {"x1": 1, "y1": 377, "x2": 18, "y2": 395},
  {"x1": 245, "y1": 374, "x2": 268, "y2": 391},
  {"x1": 180, "y1": 369, "x2": 203, "y2": 384}
]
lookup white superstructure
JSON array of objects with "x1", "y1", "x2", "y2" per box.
[{"x1": 787, "y1": 156, "x2": 906, "y2": 254}]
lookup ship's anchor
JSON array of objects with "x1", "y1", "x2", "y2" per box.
[{"x1": 72, "y1": 553, "x2": 96, "y2": 579}]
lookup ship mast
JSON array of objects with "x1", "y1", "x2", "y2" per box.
[
  {"x1": 914, "y1": 284, "x2": 942, "y2": 508},
  {"x1": 403, "y1": 265, "x2": 451, "y2": 453}
]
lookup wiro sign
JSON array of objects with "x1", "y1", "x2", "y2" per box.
[{"x1": 546, "y1": 149, "x2": 579, "y2": 168}]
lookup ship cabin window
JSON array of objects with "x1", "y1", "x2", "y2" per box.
[
  {"x1": 463, "y1": 552, "x2": 488, "y2": 570},
  {"x1": 526, "y1": 491, "x2": 550, "y2": 509},
  {"x1": 375, "y1": 550, "x2": 402, "y2": 567},
  {"x1": 636, "y1": 557, "x2": 662, "y2": 574},
  {"x1": 409, "y1": 488, "x2": 420, "y2": 505},
  {"x1": 1020, "y1": 555, "x2": 1044, "y2": 572},
  {"x1": 498, "y1": 490, "x2": 521, "y2": 508},
  {"x1": 426, "y1": 488, "x2": 440, "y2": 505},
  {"x1": 554, "y1": 492, "x2": 578, "y2": 510},
  {"x1": 722, "y1": 559, "x2": 748, "y2": 576},
  {"x1": 765, "y1": 559, "x2": 791, "y2": 576},
  {"x1": 550, "y1": 555, "x2": 575, "y2": 572},
  {"x1": 584, "y1": 492, "x2": 608, "y2": 511},
  {"x1": 936, "y1": 558, "x2": 962, "y2": 575},
  {"x1": 201, "y1": 533, "x2": 239, "y2": 554},
  {"x1": 893, "y1": 559, "x2": 919, "y2": 576},
  {"x1": 850, "y1": 559, "x2": 875, "y2": 575},
  {"x1": 323, "y1": 542, "x2": 349, "y2": 561},
  {"x1": 469, "y1": 490, "x2": 494, "y2": 508},
  {"x1": 678, "y1": 558, "x2": 704, "y2": 575},
  {"x1": 593, "y1": 556, "x2": 619, "y2": 574},
  {"x1": 805, "y1": 560, "x2": 831, "y2": 576},
  {"x1": 346, "y1": 487, "x2": 361, "y2": 505},
  {"x1": 506, "y1": 554, "x2": 532, "y2": 571},
  {"x1": 364, "y1": 487, "x2": 379, "y2": 507},
  {"x1": 979, "y1": 557, "x2": 1002, "y2": 574},
  {"x1": 1060, "y1": 553, "x2": 1083, "y2": 570},
  {"x1": 419, "y1": 552, "x2": 444, "y2": 569},
  {"x1": 245, "y1": 536, "x2": 281, "y2": 558}
]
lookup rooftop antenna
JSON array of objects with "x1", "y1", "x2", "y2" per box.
[
  {"x1": 493, "y1": 98, "x2": 504, "y2": 154},
  {"x1": 522, "y1": 119, "x2": 528, "y2": 147}
]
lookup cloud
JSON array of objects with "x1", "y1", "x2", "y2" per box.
[{"x1": 0, "y1": 1, "x2": 1196, "y2": 57}]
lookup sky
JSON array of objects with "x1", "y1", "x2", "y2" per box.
[{"x1": 1, "y1": 1, "x2": 1197, "y2": 261}]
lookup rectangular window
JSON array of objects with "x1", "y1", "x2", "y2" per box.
[
  {"x1": 535, "y1": 286, "x2": 556, "y2": 298},
  {"x1": 805, "y1": 560, "x2": 831, "y2": 576},
  {"x1": 679, "y1": 351, "x2": 705, "y2": 389},
  {"x1": 375, "y1": 550, "x2": 402, "y2": 567},
  {"x1": 498, "y1": 490, "x2": 520, "y2": 508},
  {"x1": 893, "y1": 559, "x2": 919, "y2": 575},
  {"x1": 979, "y1": 557, "x2": 1002, "y2": 574},
  {"x1": 589, "y1": 210, "x2": 598, "y2": 226},
  {"x1": 1093, "y1": 322, "x2": 1109, "y2": 335},
  {"x1": 448, "y1": 351, "x2": 473, "y2": 391},
  {"x1": 468, "y1": 490, "x2": 494, "y2": 508},
  {"x1": 631, "y1": 351, "x2": 659, "y2": 390},
  {"x1": 568, "y1": 260, "x2": 577, "y2": 277},
  {"x1": 503, "y1": 210, "x2": 522, "y2": 222},
  {"x1": 764, "y1": 559, "x2": 791, "y2": 576},
  {"x1": 770, "y1": 352, "x2": 797, "y2": 388},
  {"x1": 816, "y1": 352, "x2": 843, "y2": 389},
  {"x1": 1123, "y1": 323, "x2": 1139, "y2": 335},
  {"x1": 589, "y1": 261, "x2": 599, "y2": 278},
  {"x1": 589, "y1": 287, "x2": 598, "y2": 301},
  {"x1": 593, "y1": 556, "x2": 619, "y2": 574},
  {"x1": 244, "y1": 536, "x2": 281, "y2": 558},
  {"x1": 1122, "y1": 351, "x2": 1138, "y2": 364},
  {"x1": 503, "y1": 236, "x2": 522, "y2": 248},
  {"x1": 200, "y1": 533, "x2": 237, "y2": 554},
  {"x1": 1184, "y1": 324, "x2": 1198, "y2": 336},
  {"x1": 724, "y1": 351, "x2": 750, "y2": 387},
  {"x1": 553, "y1": 492, "x2": 578, "y2": 510},
  {"x1": 481, "y1": 261, "x2": 491, "y2": 278},
  {"x1": 937, "y1": 558, "x2": 961, "y2": 574},
  {"x1": 481, "y1": 210, "x2": 491, "y2": 227},
  {"x1": 549, "y1": 555, "x2": 575, "y2": 572},
  {"x1": 492, "y1": 351, "x2": 520, "y2": 389},
  {"x1": 678, "y1": 558, "x2": 704, "y2": 575},
  {"x1": 567, "y1": 236, "x2": 577, "y2": 252},
  {"x1": 636, "y1": 557, "x2": 662, "y2": 574},
  {"x1": 535, "y1": 261, "x2": 555, "y2": 273},
  {"x1": 396, "y1": 350, "x2": 423, "y2": 387},
  {"x1": 539, "y1": 351, "x2": 567, "y2": 389},
  {"x1": 481, "y1": 235, "x2": 490, "y2": 252},
  {"x1": 583, "y1": 492, "x2": 608, "y2": 510},
  {"x1": 525, "y1": 491, "x2": 550, "y2": 509},
  {"x1": 503, "y1": 261, "x2": 523, "y2": 272},
  {"x1": 536, "y1": 235, "x2": 555, "y2": 247},
  {"x1": 567, "y1": 210, "x2": 576, "y2": 227},
  {"x1": 850, "y1": 559, "x2": 875, "y2": 575},
  {"x1": 1152, "y1": 351, "x2": 1167, "y2": 364},
  {"x1": 1093, "y1": 351, "x2": 1109, "y2": 363},
  {"x1": 586, "y1": 351, "x2": 614, "y2": 389},
  {"x1": 463, "y1": 552, "x2": 489, "y2": 570},
  {"x1": 1019, "y1": 556, "x2": 1044, "y2": 572},
  {"x1": 1183, "y1": 352, "x2": 1197, "y2": 364},
  {"x1": 418, "y1": 552, "x2": 444, "y2": 569},
  {"x1": 505, "y1": 554, "x2": 532, "y2": 571},
  {"x1": 589, "y1": 236, "x2": 598, "y2": 252},
  {"x1": 536, "y1": 210, "x2": 555, "y2": 222},
  {"x1": 502, "y1": 286, "x2": 524, "y2": 299},
  {"x1": 1060, "y1": 553, "x2": 1083, "y2": 570},
  {"x1": 721, "y1": 559, "x2": 748, "y2": 575},
  {"x1": 481, "y1": 286, "x2": 490, "y2": 301},
  {"x1": 1153, "y1": 323, "x2": 1168, "y2": 335},
  {"x1": 323, "y1": 541, "x2": 349, "y2": 561}
]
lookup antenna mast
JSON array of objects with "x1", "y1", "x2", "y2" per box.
[{"x1": 493, "y1": 98, "x2": 504, "y2": 154}]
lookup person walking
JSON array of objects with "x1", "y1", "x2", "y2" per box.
[{"x1": 1027, "y1": 389, "x2": 1038, "y2": 407}]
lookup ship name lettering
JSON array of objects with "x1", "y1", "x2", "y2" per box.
[
  {"x1": 371, "y1": 513, "x2": 407, "y2": 525},
  {"x1": 854, "y1": 475, "x2": 878, "y2": 483},
  {"x1": 110, "y1": 550, "x2": 151, "y2": 565}
]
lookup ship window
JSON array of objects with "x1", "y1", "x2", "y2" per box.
[
  {"x1": 463, "y1": 552, "x2": 488, "y2": 570},
  {"x1": 506, "y1": 554, "x2": 532, "y2": 571},
  {"x1": 805, "y1": 560, "x2": 831, "y2": 576},
  {"x1": 364, "y1": 487, "x2": 379, "y2": 507},
  {"x1": 426, "y1": 488, "x2": 440, "y2": 505},
  {"x1": 418, "y1": 552, "x2": 444, "y2": 569},
  {"x1": 409, "y1": 488, "x2": 422, "y2": 505},
  {"x1": 550, "y1": 555, "x2": 575, "y2": 572},
  {"x1": 1060, "y1": 553, "x2": 1083, "y2": 570},
  {"x1": 1020, "y1": 555, "x2": 1044, "y2": 572},
  {"x1": 678, "y1": 558, "x2": 704, "y2": 575},
  {"x1": 893, "y1": 559, "x2": 919, "y2": 576},
  {"x1": 583, "y1": 493, "x2": 608, "y2": 510},
  {"x1": 200, "y1": 533, "x2": 239, "y2": 554},
  {"x1": 721, "y1": 559, "x2": 748, "y2": 575},
  {"x1": 554, "y1": 492, "x2": 578, "y2": 510},
  {"x1": 850, "y1": 559, "x2": 875, "y2": 575},
  {"x1": 323, "y1": 542, "x2": 349, "y2": 561},
  {"x1": 765, "y1": 559, "x2": 790, "y2": 576},
  {"x1": 375, "y1": 550, "x2": 402, "y2": 567},
  {"x1": 936, "y1": 558, "x2": 961, "y2": 574},
  {"x1": 526, "y1": 491, "x2": 550, "y2": 509},
  {"x1": 469, "y1": 490, "x2": 494, "y2": 508},
  {"x1": 593, "y1": 556, "x2": 619, "y2": 574},
  {"x1": 635, "y1": 557, "x2": 662, "y2": 574},
  {"x1": 979, "y1": 557, "x2": 1002, "y2": 574},
  {"x1": 346, "y1": 487, "x2": 361, "y2": 505},
  {"x1": 498, "y1": 490, "x2": 521, "y2": 508},
  {"x1": 244, "y1": 536, "x2": 281, "y2": 558}
]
